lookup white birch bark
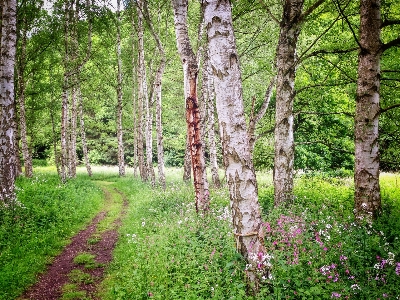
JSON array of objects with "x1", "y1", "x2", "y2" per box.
[
  {"x1": 136, "y1": 2, "x2": 150, "y2": 182},
  {"x1": 142, "y1": 0, "x2": 167, "y2": 189},
  {"x1": 116, "y1": 0, "x2": 125, "y2": 176},
  {"x1": 204, "y1": 52, "x2": 220, "y2": 188},
  {"x1": 0, "y1": 0, "x2": 17, "y2": 202},
  {"x1": 354, "y1": 0, "x2": 381, "y2": 219},
  {"x1": 78, "y1": 86, "x2": 92, "y2": 176},
  {"x1": 274, "y1": 0, "x2": 304, "y2": 206},
  {"x1": 204, "y1": 0, "x2": 266, "y2": 290},
  {"x1": 172, "y1": 0, "x2": 210, "y2": 212}
]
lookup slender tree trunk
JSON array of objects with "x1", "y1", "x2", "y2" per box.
[
  {"x1": 60, "y1": 0, "x2": 72, "y2": 183},
  {"x1": 136, "y1": 0, "x2": 155, "y2": 184},
  {"x1": 0, "y1": 0, "x2": 17, "y2": 202},
  {"x1": 142, "y1": 0, "x2": 167, "y2": 189},
  {"x1": 116, "y1": 0, "x2": 125, "y2": 176},
  {"x1": 172, "y1": 0, "x2": 210, "y2": 212},
  {"x1": 135, "y1": 4, "x2": 149, "y2": 182},
  {"x1": 130, "y1": 15, "x2": 139, "y2": 178},
  {"x1": 78, "y1": 86, "x2": 92, "y2": 176},
  {"x1": 183, "y1": 132, "x2": 191, "y2": 182},
  {"x1": 354, "y1": 0, "x2": 381, "y2": 219},
  {"x1": 204, "y1": 0, "x2": 267, "y2": 291},
  {"x1": 203, "y1": 52, "x2": 220, "y2": 188},
  {"x1": 248, "y1": 76, "x2": 276, "y2": 156},
  {"x1": 274, "y1": 0, "x2": 304, "y2": 206},
  {"x1": 17, "y1": 7, "x2": 32, "y2": 178}
]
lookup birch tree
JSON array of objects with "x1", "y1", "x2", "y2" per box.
[
  {"x1": 116, "y1": 0, "x2": 125, "y2": 176},
  {"x1": 273, "y1": 0, "x2": 325, "y2": 206},
  {"x1": 142, "y1": 0, "x2": 167, "y2": 189},
  {"x1": 172, "y1": 0, "x2": 210, "y2": 212},
  {"x1": 0, "y1": 0, "x2": 17, "y2": 202},
  {"x1": 204, "y1": 0, "x2": 267, "y2": 291}
]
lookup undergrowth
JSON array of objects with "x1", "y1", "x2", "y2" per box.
[{"x1": 0, "y1": 169, "x2": 103, "y2": 300}]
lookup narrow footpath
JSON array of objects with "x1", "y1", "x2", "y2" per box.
[{"x1": 20, "y1": 182, "x2": 128, "y2": 300}]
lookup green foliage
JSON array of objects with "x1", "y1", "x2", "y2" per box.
[
  {"x1": 99, "y1": 177, "x2": 249, "y2": 299},
  {"x1": 0, "y1": 170, "x2": 103, "y2": 300},
  {"x1": 257, "y1": 173, "x2": 400, "y2": 299}
]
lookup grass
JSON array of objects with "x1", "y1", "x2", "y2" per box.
[
  {"x1": 0, "y1": 169, "x2": 103, "y2": 300},
  {"x1": 1, "y1": 166, "x2": 399, "y2": 299}
]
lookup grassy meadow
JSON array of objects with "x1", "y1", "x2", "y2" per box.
[{"x1": 0, "y1": 167, "x2": 399, "y2": 299}]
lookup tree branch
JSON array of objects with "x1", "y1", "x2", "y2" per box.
[
  {"x1": 295, "y1": 110, "x2": 354, "y2": 117},
  {"x1": 299, "y1": 0, "x2": 326, "y2": 23},
  {"x1": 380, "y1": 103, "x2": 400, "y2": 114},
  {"x1": 257, "y1": 0, "x2": 280, "y2": 24},
  {"x1": 333, "y1": 0, "x2": 361, "y2": 49},
  {"x1": 381, "y1": 19, "x2": 400, "y2": 28},
  {"x1": 300, "y1": 47, "x2": 358, "y2": 62},
  {"x1": 381, "y1": 36, "x2": 400, "y2": 53}
]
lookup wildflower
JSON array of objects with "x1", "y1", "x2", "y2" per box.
[
  {"x1": 383, "y1": 294, "x2": 388, "y2": 298},
  {"x1": 351, "y1": 284, "x2": 360, "y2": 290},
  {"x1": 395, "y1": 262, "x2": 400, "y2": 276},
  {"x1": 331, "y1": 292, "x2": 341, "y2": 298},
  {"x1": 142, "y1": 221, "x2": 146, "y2": 227}
]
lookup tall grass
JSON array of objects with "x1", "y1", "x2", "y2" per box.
[{"x1": 0, "y1": 170, "x2": 103, "y2": 300}]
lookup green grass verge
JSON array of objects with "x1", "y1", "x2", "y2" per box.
[{"x1": 0, "y1": 169, "x2": 104, "y2": 300}]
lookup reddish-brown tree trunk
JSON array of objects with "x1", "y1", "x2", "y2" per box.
[{"x1": 172, "y1": 0, "x2": 210, "y2": 212}]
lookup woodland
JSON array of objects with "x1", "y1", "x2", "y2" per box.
[{"x1": 0, "y1": 0, "x2": 400, "y2": 299}]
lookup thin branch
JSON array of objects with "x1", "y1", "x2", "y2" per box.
[
  {"x1": 258, "y1": 0, "x2": 280, "y2": 24},
  {"x1": 298, "y1": 14, "x2": 342, "y2": 63},
  {"x1": 300, "y1": 47, "x2": 358, "y2": 62},
  {"x1": 253, "y1": 76, "x2": 276, "y2": 124},
  {"x1": 381, "y1": 36, "x2": 400, "y2": 53},
  {"x1": 299, "y1": 0, "x2": 326, "y2": 23},
  {"x1": 380, "y1": 103, "x2": 400, "y2": 114},
  {"x1": 296, "y1": 81, "x2": 354, "y2": 94},
  {"x1": 381, "y1": 19, "x2": 400, "y2": 28},
  {"x1": 318, "y1": 55, "x2": 357, "y2": 83},
  {"x1": 333, "y1": 0, "x2": 361, "y2": 49},
  {"x1": 295, "y1": 110, "x2": 354, "y2": 117}
]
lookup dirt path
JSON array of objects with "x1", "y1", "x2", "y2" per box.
[{"x1": 20, "y1": 183, "x2": 128, "y2": 300}]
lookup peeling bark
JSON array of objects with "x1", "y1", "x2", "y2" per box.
[
  {"x1": 0, "y1": 0, "x2": 17, "y2": 202},
  {"x1": 274, "y1": 0, "x2": 304, "y2": 206},
  {"x1": 183, "y1": 132, "x2": 191, "y2": 182},
  {"x1": 354, "y1": 0, "x2": 381, "y2": 219},
  {"x1": 172, "y1": 0, "x2": 210, "y2": 212},
  {"x1": 204, "y1": 0, "x2": 266, "y2": 291}
]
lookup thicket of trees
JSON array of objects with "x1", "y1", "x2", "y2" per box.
[{"x1": 1, "y1": 0, "x2": 399, "y2": 290}]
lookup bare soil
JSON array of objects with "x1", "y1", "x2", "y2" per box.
[{"x1": 20, "y1": 186, "x2": 128, "y2": 300}]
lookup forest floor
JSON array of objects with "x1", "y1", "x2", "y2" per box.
[{"x1": 19, "y1": 182, "x2": 128, "y2": 300}]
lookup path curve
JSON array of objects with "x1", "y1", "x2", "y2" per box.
[{"x1": 20, "y1": 183, "x2": 128, "y2": 300}]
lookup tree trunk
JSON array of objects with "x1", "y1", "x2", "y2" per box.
[
  {"x1": 116, "y1": 0, "x2": 125, "y2": 177},
  {"x1": 142, "y1": 0, "x2": 167, "y2": 189},
  {"x1": 183, "y1": 132, "x2": 191, "y2": 182},
  {"x1": 135, "y1": 3, "x2": 149, "y2": 182},
  {"x1": 204, "y1": 0, "x2": 266, "y2": 291},
  {"x1": 172, "y1": 0, "x2": 210, "y2": 212},
  {"x1": 203, "y1": 52, "x2": 220, "y2": 188},
  {"x1": 274, "y1": 0, "x2": 304, "y2": 206},
  {"x1": 78, "y1": 86, "x2": 92, "y2": 176},
  {"x1": 354, "y1": 0, "x2": 381, "y2": 219},
  {"x1": 17, "y1": 6, "x2": 32, "y2": 178},
  {"x1": 0, "y1": 0, "x2": 17, "y2": 202}
]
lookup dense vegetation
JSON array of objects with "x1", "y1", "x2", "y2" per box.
[{"x1": 1, "y1": 167, "x2": 399, "y2": 299}]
